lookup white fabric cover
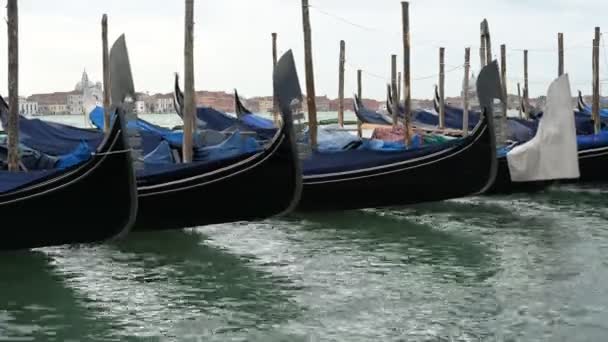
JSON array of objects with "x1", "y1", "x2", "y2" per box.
[{"x1": 507, "y1": 74, "x2": 580, "y2": 182}]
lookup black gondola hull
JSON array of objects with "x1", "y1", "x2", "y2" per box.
[
  {"x1": 0, "y1": 113, "x2": 137, "y2": 251},
  {"x1": 297, "y1": 115, "x2": 496, "y2": 212},
  {"x1": 486, "y1": 156, "x2": 552, "y2": 195},
  {"x1": 133, "y1": 122, "x2": 301, "y2": 232},
  {"x1": 574, "y1": 146, "x2": 608, "y2": 183}
]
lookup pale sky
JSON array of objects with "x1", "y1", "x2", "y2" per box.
[{"x1": 0, "y1": 0, "x2": 606, "y2": 100}]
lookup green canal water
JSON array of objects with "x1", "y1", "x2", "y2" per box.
[{"x1": 2, "y1": 184, "x2": 608, "y2": 341}]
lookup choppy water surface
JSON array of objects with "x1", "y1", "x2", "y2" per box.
[
  {"x1": 3, "y1": 115, "x2": 608, "y2": 341},
  {"x1": 2, "y1": 185, "x2": 608, "y2": 341}
]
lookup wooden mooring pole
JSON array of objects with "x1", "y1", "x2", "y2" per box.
[
  {"x1": 338, "y1": 40, "x2": 345, "y2": 128},
  {"x1": 102, "y1": 14, "x2": 111, "y2": 134},
  {"x1": 357, "y1": 69, "x2": 363, "y2": 138},
  {"x1": 182, "y1": 0, "x2": 195, "y2": 163},
  {"x1": 593, "y1": 27, "x2": 601, "y2": 135},
  {"x1": 7, "y1": 0, "x2": 19, "y2": 172},
  {"x1": 391, "y1": 54, "x2": 398, "y2": 128},
  {"x1": 438, "y1": 47, "x2": 445, "y2": 129},
  {"x1": 517, "y1": 83, "x2": 523, "y2": 119},
  {"x1": 501, "y1": 44, "x2": 507, "y2": 117},
  {"x1": 524, "y1": 49, "x2": 529, "y2": 118},
  {"x1": 462, "y1": 47, "x2": 471, "y2": 136},
  {"x1": 397, "y1": 72, "x2": 402, "y2": 105},
  {"x1": 558, "y1": 32, "x2": 564, "y2": 77},
  {"x1": 481, "y1": 19, "x2": 492, "y2": 64},
  {"x1": 272, "y1": 32, "x2": 279, "y2": 124},
  {"x1": 401, "y1": 1, "x2": 412, "y2": 146},
  {"x1": 301, "y1": 0, "x2": 318, "y2": 149}
]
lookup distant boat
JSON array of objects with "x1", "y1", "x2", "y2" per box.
[{"x1": 577, "y1": 90, "x2": 608, "y2": 118}]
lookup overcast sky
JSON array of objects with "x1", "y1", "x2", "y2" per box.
[{"x1": 0, "y1": 0, "x2": 606, "y2": 100}]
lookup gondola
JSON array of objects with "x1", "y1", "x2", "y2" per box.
[
  {"x1": 428, "y1": 87, "x2": 600, "y2": 136},
  {"x1": 578, "y1": 90, "x2": 608, "y2": 118},
  {"x1": 425, "y1": 85, "x2": 608, "y2": 185},
  {"x1": 0, "y1": 36, "x2": 302, "y2": 232},
  {"x1": 365, "y1": 64, "x2": 585, "y2": 195},
  {"x1": 0, "y1": 106, "x2": 137, "y2": 251},
  {"x1": 176, "y1": 53, "x2": 499, "y2": 212}
]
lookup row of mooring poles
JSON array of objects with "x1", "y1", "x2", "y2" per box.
[
  {"x1": 98, "y1": 0, "x2": 196, "y2": 165},
  {"x1": 299, "y1": 0, "x2": 414, "y2": 147},
  {"x1": 294, "y1": 3, "x2": 604, "y2": 150}
]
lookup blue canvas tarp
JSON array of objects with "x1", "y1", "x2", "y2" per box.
[
  {"x1": 90, "y1": 106, "x2": 184, "y2": 147},
  {"x1": 302, "y1": 137, "x2": 463, "y2": 176},
  {"x1": 0, "y1": 169, "x2": 60, "y2": 193},
  {"x1": 17, "y1": 116, "x2": 103, "y2": 156},
  {"x1": 196, "y1": 107, "x2": 278, "y2": 140}
]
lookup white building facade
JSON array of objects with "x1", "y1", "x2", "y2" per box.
[
  {"x1": 19, "y1": 97, "x2": 38, "y2": 116},
  {"x1": 155, "y1": 96, "x2": 174, "y2": 113},
  {"x1": 135, "y1": 100, "x2": 146, "y2": 114}
]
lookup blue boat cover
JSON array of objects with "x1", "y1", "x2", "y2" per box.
[
  {"x1": 55, "y1": 142, "x2": 93, "y2": 169},
  {"x1": 241, "y1": 113, "x2": 275, "y2": 129},
  {"x1": 90, "y1": 106, "x2": 184, "y2": 147},
  {"x1": 193, "y1": 129, "x2": 262, "y2": 162},
  {"x1": 143, "y1": 140, "x2": 174, "y2": 165},
  {"x1": 196, "y1": 107, "x2": 278, "y2": 140},
  {"x1": 0, "y1": 136, "x2": 92, "y2": 171},
  {"x1": 420, "y1": 103, "x2": 605, "y2": 143},
  {"x1": 302, "y1": 136, "x2": 463, "y2": 176},
  {"x1": 0, "y1": 169, "x2": 60, "y2": 194},
  {"x1": 579, "y1": 104, "x2": 608, "y2": 118},
  {"x1": 355, "y1": 105, "x2": 393, "y2": 125},
  {"x1": 577, "y1": 130, "x2": 608, "y2": 150},
  {"x1": 17, "y1": 116, "x2": 103, "y2": 156}
]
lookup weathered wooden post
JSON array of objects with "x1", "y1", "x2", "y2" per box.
[
  {"x1": 338, "y1": 40, "x2": 345, "y2": 128},
  {"x1": 479, "y1": 27, "x2": 487, "y2": 68},
  {"x1": 301, "y1": 0, "x2": 318, "y2": 149},
  {"x1": 102, "y1": 14, "x2": 111, "y2": 134},
  {"x1": 517, "y1": 83, "x2": 523, "y2": 119},
  {"x1": 401, "y1": 1, "x2": 412, "y2": 146},
  {"x1": 357, "y1": 69, "x2": 363, "y2": 138},
  {"x1": 524, "y1": 49, "x2": 529, "y2": 117},
  {"x1": 272, "y1": 32, "x2": 279, "y2": 124},
  {"x1": 391, "y1": 54, "x2": 398, "y2": 128},
  {"x1": 438, "y1": 47, "x2": 445, "y2": 129},
  {"x1": 558, "y1": 32, "x2": 564, "y2": 77},
  {"x1": 182, "y1": 0, "x2": 195, "y2": 163},
  {"x1": 481, "y1": 19, "x2": 492, "y2": 64},
  {"x1": 7, "y1": 0, "x2": 19, "y2": 172},
  {"x1": 397, "y1": 72, "x2": 402, "y2": 105},
  {"x1": 593, "y1": 27, "x2": 601, "y2": 134},
  {"x1": 462, "y1": 47, "x2": 471, "y2": 136},
  {"x1": 501, "y1": 44, "x2": 508, "y2": 117}
]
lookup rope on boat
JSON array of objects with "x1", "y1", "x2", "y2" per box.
[{"x1": 92, "y1": 149, "x2": 132, "y2": 156}]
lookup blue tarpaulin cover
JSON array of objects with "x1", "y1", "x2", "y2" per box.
[{"x1": 0, "y1": 169, "x2": 60, "y2": 194}]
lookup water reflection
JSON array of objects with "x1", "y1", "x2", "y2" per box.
[
  {"x1": 0, "y1": 250, "x2": 117, "y2": 341},
  {"x1": 46, "y1": 230, "x2": 303, "y2": 340}
]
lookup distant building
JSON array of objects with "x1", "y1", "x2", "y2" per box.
[
  {"x1": 18, "y1": 97, "x2": 38, "y2": 116},
  {"x1": 256, "y1": 97, "x2": 274, "y2": 113},
  {"x1": 67, "y1": 94, "x2": 84, "y2": 115},
  {"x1": 76, "y1": 70, "x2": 103, "y2": 114},
  {"x1": 316, "y1": 95, "x2": 331, "y2": 112},
  {"x1": 197, "y1": 91, "x2": 234, "y2": 113},
  {"x1": 153, "y1": 93, "x2": 174, "y2": 113},
  {"x1": 134, "y1": 100, "x2": 146, "y2": 114},
  {"x1": 29, "y1": 91, "x2": 78, "y2": 115}
]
